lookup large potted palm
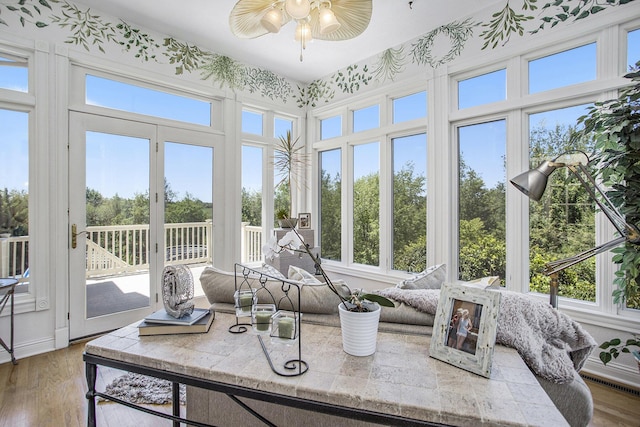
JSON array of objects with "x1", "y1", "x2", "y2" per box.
[{"x1": 273, "y1": 130, "x2": 309, "y2": 228}]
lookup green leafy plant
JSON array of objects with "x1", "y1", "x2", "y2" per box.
[
  {"x1": 576, "y1": 62, "x2": 640, "y2": 307},
  {"x1": 599, "y1": 337, "x2": 640, "y2": 365},
  {"x1": 532, "y1": 0, "x2": 635, "y2": 35},
  {"x1": 480, "y1": 1, "x2": 535, "y2": 49}
]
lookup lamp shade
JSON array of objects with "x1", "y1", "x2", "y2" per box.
[
  {"x1": 285, "y1": 0, "x2": 311, "y2": 19},
  {"x1": 261, "y1": 7, "x2": 283, "y2": 33},
  {"x1": 510, "y1": 160, "x2": 559, "y2": 202},
  {"x1": 319, "y1": 7, "x2": 340, "y2": 34}
]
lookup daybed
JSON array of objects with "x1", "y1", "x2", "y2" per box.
[{"x1": 191, "y1": 265, "x2": 595, "y2": 427}]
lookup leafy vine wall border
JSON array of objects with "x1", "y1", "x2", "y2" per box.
[{"x1": 0, "y1": 0, "x2": 635, "y2": 107}]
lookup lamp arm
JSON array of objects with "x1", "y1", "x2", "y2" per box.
[
  {"x1": 568, "y1": 164, "x2": 638, "y2": 240},
  {"x1": 544, "y1": 235, "x2": 627, "y2": 276}
]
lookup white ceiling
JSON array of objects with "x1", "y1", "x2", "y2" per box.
[{"x1": 73, "y1": 0, "x2": 500, "y2": 83}]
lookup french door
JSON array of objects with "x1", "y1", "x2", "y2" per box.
[{"x1": 69, "y1": 112, "x2": 221, "y2": 339}]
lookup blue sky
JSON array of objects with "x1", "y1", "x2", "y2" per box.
[{"x1": 2, "y1": 30, "x2": 639, "y2": 199}]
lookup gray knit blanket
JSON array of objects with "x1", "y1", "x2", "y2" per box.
[{"x1": 377, "y1": 287, "x2": 596, "y2": 383}]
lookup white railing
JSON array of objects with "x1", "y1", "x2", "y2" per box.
[
  {"x1": 241, "y1": 222, "x2": 263, "y2": 264},
  {"x1": 0, "y1": 235, "x2": 29, "y2": 282},
  {"x1": 0, "y1": 220, "x2": 264, "y2": 280},
  {"x1": 85, "y1": 221, "x2": 213, "y2": 278}
]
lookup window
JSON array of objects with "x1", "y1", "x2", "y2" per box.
[
  {"x1": 458, "y1": 69, "x2": 506, "y2": 109},
  {"x1": 458, "y1": 120, "x2": 506, "y2": 282},
  {"x1": 628, "y1": 28, "x2": 640, "y2": 70},
  {"x1": 0, "y1": 109, "x2": 29, "y2": 284},
  {"x1": 528, "y1": 104, "x2": 595, "y2": 302},
  {"x1": 353, "y1": 142, "x2": 379, "y2": 266},
  {"x1": 274, "y1": 117, "x2": 293, "y2": 138},
  {"x1": 353, "y1": 105, "x2": 379, "y2": 132},
  {"x1": 242, "y1": 145, "x2": 263, "y2": 263},
  {"x1": 319, "y1": 149, "x2": 341, "y2": 261},
  {"x1": 393, "y1": 91, "x2": 427, "y2": 123},
  {"x1": 0, "y1": 55, "x2": 28, "y2": 92},
  {"x1": 529, "y1": 44, "x2": 596, "y2": 93},
  {"x1": 392, "y1": 133, "x2": 427, "y2": 272},
  {"x1": 320, "y1": 115, "x2": 341, "y2": 140},
  {"x1": 85, "y1": 75, "x2": 211, "y2": 125},
  {"x1": 242, "y1": 110, "x2": 263, "y2": 135}
]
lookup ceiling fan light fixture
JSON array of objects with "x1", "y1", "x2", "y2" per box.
[
  {"x1": 285, "y1": 0, "x2": 311, "y2": 20},
  {"x1": 318, "y1": 4, "x2": 340, "y2": 35},
  {"x1": 260, "y1": 7, "x2": 283, "y2": 33}
]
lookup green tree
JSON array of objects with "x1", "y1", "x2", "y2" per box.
[
  {"x1": 393, "y1": 163, "x2": 426, "y2": 272},
  {"x1": 320, "y1": 169, "x2": 341, "y2": 261},
  {"x1": 241, "y1": 187, "x2": 262, "y2": 226},
  {"x1": 353, "y1": 173, "x2": 379, "y2": 266}
]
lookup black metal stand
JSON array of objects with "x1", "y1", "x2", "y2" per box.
[
  {"x1": 0, "y1": 278, "x2": 18, "y2": 365},
  {"x1": 230, "y1": 263, "x2": 308, "y2": 377}
]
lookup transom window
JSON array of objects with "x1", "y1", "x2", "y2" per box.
[
  {"x1": 528, "y1": 43, "x2": 596, "y2": 94},
  {"x1": 85, "y1": 75, "x2": 211, "y2": 126},
  {"x1": 0, "y1": 54, "x2": 28, "y2": 93},
  {"x1": 393, "y1": 91, "x2": 427, "y2": 123},
  {"x1": 458, "y1": 69, "x2": 506, "y2": 109}
]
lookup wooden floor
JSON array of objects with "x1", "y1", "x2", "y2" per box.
[{"x1": 1, "y1": 341, "x2": 639, "y2": 427}]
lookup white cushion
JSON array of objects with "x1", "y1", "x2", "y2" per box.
[
  {"x1": 396, "y1": 264, "x2": 446, "y2": 290},
  {"x1": 288, "y1": 265, "x2": 322, "y2": 284},
  {"x1": 259, "y1": 263, "x2": 286, "y2": 280}
]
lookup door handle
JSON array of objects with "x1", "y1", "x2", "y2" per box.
[{"x1": 71, "y1": 224, "x2": 87, "y2": 249}]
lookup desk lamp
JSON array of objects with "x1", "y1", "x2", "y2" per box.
[{"x1": 510, "y1": 150, "x2": 640, "y2": 307}]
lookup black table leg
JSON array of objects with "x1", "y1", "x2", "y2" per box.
[
  {"x1": 172, "y1": 382, "x2": 180, "y2": 427},
  {"x1": 85, "y1": 362, "x2": 97, "y2": 427}
]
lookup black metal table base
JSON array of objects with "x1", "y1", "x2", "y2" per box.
[{"x1": 83, "y1": 352, "x2": 446, "y2": 427}]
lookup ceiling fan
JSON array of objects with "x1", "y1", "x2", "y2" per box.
[{"x1": 229, "y1": 0, "x2": 373, "y2": 61}]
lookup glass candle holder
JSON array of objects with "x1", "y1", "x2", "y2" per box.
[
  {"x1": 271, "y1": 310, "x2": 299, "y2": 344},
  {"x1": 234, "y1": 289, "x2": 256, "y2": 317},
  {"x1": 252, "y1": 304, "x2": 276, "y2": 334}
]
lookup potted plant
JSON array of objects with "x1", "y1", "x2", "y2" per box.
[
  {"x1": 576, "y1": 61, "x2": 640, "y2": 367},
  {"x1": 273, "y1": 130, "x2": 309, "y2": 228},
  {"x1": 263, "y1": 228, "x2": 396, "y2": 356}
]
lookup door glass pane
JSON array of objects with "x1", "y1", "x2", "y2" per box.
[
  {"x1": 165, "y1": 142, "x2": 213, "y2": 298},
  {"x1": 458, "y1": 120, "x2": 506, "y2": 283},
  {"x1": 353, "y1": 142, "x2": 379, "y2": 266},
  {"x1": 528, "y1": 105, "x2": 595, "y2": 302},
  {"x1": 242, "y1": 145, "x2": 263, "y2": 263},
  {"x1": 393, "y1": 133, "x2": 427, "y2": 272},
  {"x1": 320, "y1": 149, "x2": 341, "y2": 261},
  {"x1": 0, "y1": 109, "x2": 29, "y2": 286},
  {"x1": 85, "y1": 132, "x2": 150, "y2": 318}
]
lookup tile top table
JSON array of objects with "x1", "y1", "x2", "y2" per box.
[{"x1": 84, "y1": 312, "x2": 568, "y2": 427}]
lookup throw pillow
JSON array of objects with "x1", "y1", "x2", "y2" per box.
[
  {"x1": 465, "y1": 276, "x2": 501, "y2": 289},
  {"x1": 259, "y1": 263, "x2": 287, "y2": 280},
  {"x1": 396, "y1": 264, "x2": 446, "y2": 290},
  {"x1": 288, "y1": 265, "x2": 322, "y2": 284}
]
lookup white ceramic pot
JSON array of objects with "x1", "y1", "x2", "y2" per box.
[{"x1": 338, "y1": 302, "x2": 381, "y2": 356}]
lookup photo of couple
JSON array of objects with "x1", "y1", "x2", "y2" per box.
[{"x1": 446, "y1": 299, "x2": 482, "y2": 355}]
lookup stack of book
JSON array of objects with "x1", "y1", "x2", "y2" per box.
[{"x1": 138, "y1": 307, "x2": 214, "y2": 336}]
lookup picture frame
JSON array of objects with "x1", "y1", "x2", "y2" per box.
[
  {"x1": 298, "y1": 213, "x2": 311, "y2": 229},
  {"x1": 429, "y1": 282, "x2": 501, "y2": 378}
]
